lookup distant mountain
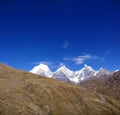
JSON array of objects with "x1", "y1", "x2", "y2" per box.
[
  {"x1": 75, "y1": 64, "x2": 96, "y2": 81},
  {"x1": 52, "y1": 66, "x2": 74, "y2": 82},
  {"x1": 55, "y1": 65, "x2": 75, "y2": 78},
  {"x1": 30, "y1": 64, "x2": 112, "y2": 83},
  {"x1": 30, "y1": 64, "x2": 53, "y2": 77},
  {"x1": 80, "y1": 70, "x2": 120, "y2": 100},
  {"x1": 95, "y1": 67, "x2": 112, "y2": 78},
  {"x1": 0, "y1": 63, "x2": 120, "y2": 115}
]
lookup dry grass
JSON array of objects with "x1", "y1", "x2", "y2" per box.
[{"x1": 0, "y1": 63, "x2": 120, "y2": 115}]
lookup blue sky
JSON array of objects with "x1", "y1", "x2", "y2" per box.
[{"x1": 0, "y1": 0, "x2": 120, "y2": 71}]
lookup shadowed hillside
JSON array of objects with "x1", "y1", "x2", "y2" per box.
[
  {"x1": 0, "y1": 63, "x2": 120, "y2": 115},
  {"x1": 80, "y1": 71, "x2": 120, "y2": 100}
]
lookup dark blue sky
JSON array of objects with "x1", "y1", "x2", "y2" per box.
[{"x1": 0, "y1": 0, "x2": 120, "y2": 71}]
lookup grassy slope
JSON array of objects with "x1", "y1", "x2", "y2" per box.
[{"x1": 0, "y1": 64, "x2": 120, "y2": 115}]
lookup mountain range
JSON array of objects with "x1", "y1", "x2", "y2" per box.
[{"x1": 30, "y1": 64, "x2": 112, "y2": 83}]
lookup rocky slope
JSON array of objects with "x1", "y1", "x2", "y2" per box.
[
  {"x1": 80, "y1": 70, "x2": 120, "y2": 100},
  {"x1": 0, "y1": 63, "x2": 120, "y2": 115}
]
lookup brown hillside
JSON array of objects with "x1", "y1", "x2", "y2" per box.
[
  {"x1": 80, "y1": 71, "x2": 120, "y2": 100},
  {"x1": 0, "y1": 63, "x2": 120, "y2": 115}
]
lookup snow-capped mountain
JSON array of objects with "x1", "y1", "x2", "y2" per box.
[
  {"x1": 52, "y1": 66, "x2": 75, "y2": 82},
  {"x1": 95, "y1": 68, "x2": 112, "y2": 78},
  {"x1": 30, "y1": 63, "x2": 112, "y2": 83},
  {"x1": 54, "y1": 66, "x2": 75, "y2": 78},
  {"x1": 30, "y1": 64, "x2": 53, "y2": 77},
  {"x1": 75, "y1": 64, "x2": 96, "y2": 82}
]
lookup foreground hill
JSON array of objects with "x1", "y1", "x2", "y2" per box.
[
  {"x1": 0, "y1": 63, "x2": 120, "y2": 115},
  {"x1": 80, "y1": 70, "x2": 120, "y2": 100}
]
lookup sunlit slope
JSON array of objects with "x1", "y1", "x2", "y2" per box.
[{"x1": 0, "y1": 63, "x2": 120, "y2": 115}]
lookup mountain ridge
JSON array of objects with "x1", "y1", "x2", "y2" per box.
[{"x1": 30, "y1": 63, "x2": 113, "y2": 83}]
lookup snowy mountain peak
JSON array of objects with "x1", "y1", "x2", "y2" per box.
[
  {"x1": 56, "y1": 65, "x2": 74, "y2": 74},
  {"x1": 95, "y1": 67, "x2": 112, "y2": 77},
  {"x1": 99, "y1": 67, "x2": 105, "y2": 71},
  {"x1": 83, "y1": 64, "x2": 95, "y2": 71},
  {"x1": 37, "y1": 63, "x2": 49, "y2": 69},
  {"x1": 57, "y1": 65, "x2": 70, "y2": 72},
  {"x1": 75, "y1": 64, "x2": 96, "y2": 81},
  {"x1": 58, "y1": 65, "x2": 66, "y2": 69},
  {"x1": 30, "y1": 64, "x2": 112, "y2": 83},
  {"x1": 30, "y1": 63, "x2": 53, "y2": 77},
  {"x1": 55, "y1": 65, "x2": 75, "y2": 80},
  {"x1": 115, "y1": 70, "x2": 119, "y2": 72},
  {"x1": 99, "y1": 67, "x2": 110, "y2": 73},
  {"x1": 84, "y1": 64, "x2": 88, "y2": 68}
]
